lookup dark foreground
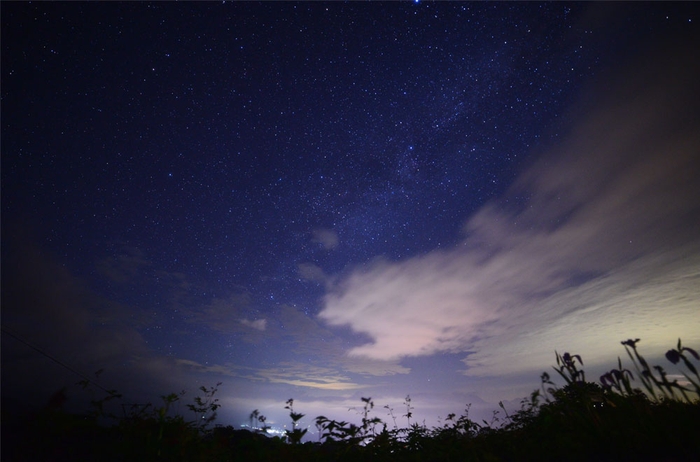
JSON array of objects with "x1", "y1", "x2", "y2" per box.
[{"x1": 3, "y1": 338, "x2": 699, "y2": 461}]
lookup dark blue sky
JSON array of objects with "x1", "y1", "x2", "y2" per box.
[{"x1": 3, "y1": 2, "x2": 699, "y2": 433}]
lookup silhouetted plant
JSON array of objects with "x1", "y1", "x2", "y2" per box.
[
  {"x1": 187, "y1": 382, "x2": 222, "y2": 430},
  {"x1": 384, "y1": 403, "x2": 398, "y2": 430},
  {"x1": 249, "y1": 408, "x2": 260, "y2": 429},
  {"x1": 622, "y1": 338, "x2": 698, "y2": 403},
  {"x1": 403, "y1": 394, "x2": 414, "y2": 426},
  {"x1": 357, "y1": 397, "x2": 383, "y2": 441},
  {"x1": 6, "y1": 336, "x2": 698, "y2": 462},
  {"x1": 76, "y1": 369, "x2": 123, "y2": 420},
  {"x1": 600, "y1": 357, "x2": 634, "y2": 395},
  {"x1": 540, "y1": 371, "x2": 557, "y2": 402},
  {"x1": 248, "y1": 408, "x2": 270, "y2": 434},
  {"x1": 315, "y1": 415, "x2": 348, "y2": 442},
  {"x1": 553, "y1": 350, "x2": 585, "y2": 384},
  {"x1": 284, "y1": 398, "x2": 307, "y2": 444},
  {"x1": 434, "y1": 403, "x2": 481, "y2": 439},
  {"x1": 257, "y1": 413, "x2": 270, "y2": 434},
  {"x1": 502, "y1": 391, "x2": 541, "y2": 431},
  {"x1": 665, "y1": 338, "x2": 700, "y2": 397}
]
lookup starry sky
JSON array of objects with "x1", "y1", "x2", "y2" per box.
[{"x1": 3, "y1": 2, "x2": 700, "y2": 434}]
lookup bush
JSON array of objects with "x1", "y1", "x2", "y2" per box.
[{"x1": 2, "y1": 338, "x2": 698, "y2": 461}]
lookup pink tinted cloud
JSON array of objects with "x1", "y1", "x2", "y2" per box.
[
  {"x1": 319, "y1": 42, "x2": 700, "y2": 374},
  {"x1": 320, "y1": 251, "x2": 499, "y2": 360}
]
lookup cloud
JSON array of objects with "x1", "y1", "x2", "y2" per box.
[
  {"x1": 460, "y1": 248, "x2": 700, "y2": 377},
  {"x1": 210, "y1": 360, "x2": 368, "y2": 390},
  {"x1": 342, "y1": 357, "x2": 411, "y2": 376},
  {"x1": 187, "y1": 293, "x2": 268, "y2": 342},
  {"x1": 320, "y1": 252, "x2": 499, "y2": 360},
  {"x1": 175, "y1": 358, "x2": 246, "y2": 378},
  {"x1": 264, "y1": 305, "x2": 413, "y2": 378},
  {"x1": 2, "y1": 240, "x2": 150, "y2": 366},
  {"x1": 177, "y1": 299, "x2": 410, "y2": 402},
  {"x1": 241, "y1": 318, "x2": 267, "y2": 331},
  {"x1": 319, "y1": 41, "x2": 700, "y2": 377},
  {"x1": 257, "y1": 363, "x2": 367, "y2": 390},
  {"x1": 297, "y1": 262, "x2": 328, "y2": 285},
  {"x1": 0, "y1": 237, "x2": 195, "y2": 411},
  {"x1": 312, "y1": 228, "x2": 339, "y2": 250},
  {"x1": 96, "y1": 246, "x2": 151, "y2": 283}
]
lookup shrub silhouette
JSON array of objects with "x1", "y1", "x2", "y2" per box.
[
  {"x1": 284, "y1": 398, "x2": 308, "y2": 444},
  {"x1": 2, "y1": 337, "x2": 698, "y2": 461}
]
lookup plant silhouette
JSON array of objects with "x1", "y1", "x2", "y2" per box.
[{"x1": 3, "y1": 337, "x2": 698, "y2": 461}]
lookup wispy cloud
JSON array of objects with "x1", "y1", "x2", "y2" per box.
[
  {"x1": 175, "y1": 358, "x2": 251, "y2": 378},
  {"x1": 241, "y1": 318, "x2": 267, "y2": 331},
  {"x1": 176, "y1": 357, "x2": 372, "y2": 391},
  {"x1": 268, "y1": 305, "x2": 411, "y2": 377},
  {"x1": 319, "y1": 42, "x2": 700, "y2": 377},
  {"x1": 1, "y1": 238, "x2": 195, "y2": 408},
  {"x1": 249, "y1": 361, "x2": 368, "y2": 390},
  {"x1": 312, "y1": 228, "x2": 339, "y2": 250},
  {"x1": 187, "y1": 293, "x2": 268, "y2": 342},
  {"x1": 96, "y1": 246, "x2": 151, "y2": 283},
  {"x1": 297, "y1": 262, "x2": 328, "y2": 285}
]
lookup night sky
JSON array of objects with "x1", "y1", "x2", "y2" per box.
[{"x1": 3, "y1": 2, "x2": 700, "y2": 434}]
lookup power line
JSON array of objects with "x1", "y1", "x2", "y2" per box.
[{"x1": 1, "y1": 323, "x2": 115, "y2": 394}]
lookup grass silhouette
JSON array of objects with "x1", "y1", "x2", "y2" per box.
[{"x1": 2, "y1": 338, "x2": 698, "y2": 461}]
